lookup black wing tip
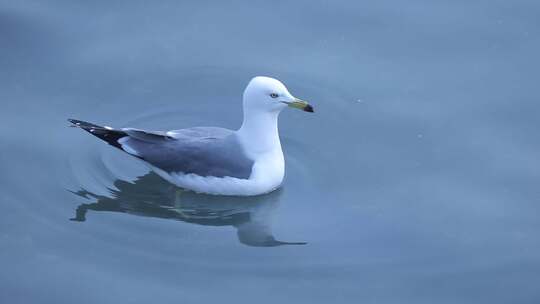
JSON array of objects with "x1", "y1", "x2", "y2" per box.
[
  {"x1": 67, "y1": 119, "x2": 110, "y2": 131},
  {"x1": 67, "y1": 118, "x2": 86, "y2": 124},
  {"x1": 68, "y1": 118, "x2": 94, "y2": 128}
]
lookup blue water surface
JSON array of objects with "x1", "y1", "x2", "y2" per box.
[{"x1": 1, "y1": 1, "x2": 539, "y2": 303}]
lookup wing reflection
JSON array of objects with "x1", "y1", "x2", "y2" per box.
[{"x1": 70, "y1": 173, "x2": 306, "y2": 247}]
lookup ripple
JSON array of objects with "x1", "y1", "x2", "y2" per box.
[
  {"x1": 66, "y1": 108, "x2": 315, "y2": 247},
  {"x1": 63, "y1": 71, "x2": 354, "y2": 248}
]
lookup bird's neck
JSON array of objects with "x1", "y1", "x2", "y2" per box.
[{"x1": 237, "y1": 110, "x2": 282, "y2": 154}]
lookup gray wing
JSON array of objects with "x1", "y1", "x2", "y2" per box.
[{"x1": 121, "y1": 127, "x2": 254, "y2": 179}]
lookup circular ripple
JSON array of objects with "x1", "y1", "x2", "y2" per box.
[{"x1": 64, "y1": 72, "x2": 356, "y2": 248}]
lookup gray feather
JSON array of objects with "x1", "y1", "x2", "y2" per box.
[
  {"x1": 122, "y1": 128, "x2": 174, "y2": 142},
  {"x1": 122, "y1": 127, "x2": 254, "y2": 179}
]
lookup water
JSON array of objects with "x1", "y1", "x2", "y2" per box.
[{"x1": 1, "y1": 1, "x2": 540, "y2": 303}]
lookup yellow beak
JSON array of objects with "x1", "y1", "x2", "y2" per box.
[{"x1": 284, "y1": 98, "x2": 314, "y2": 112}]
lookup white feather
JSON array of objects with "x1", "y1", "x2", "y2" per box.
[{"x1": 118, "y1": 137, "x2": 140, "y2": 156}]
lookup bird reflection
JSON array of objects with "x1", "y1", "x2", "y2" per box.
[{"x1": 70, "y1": 173, "x2": 306, "y2": 247}]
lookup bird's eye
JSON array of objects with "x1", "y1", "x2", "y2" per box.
[{"x1": 270, "y1": 93, "x2": 279, "y2": 98}]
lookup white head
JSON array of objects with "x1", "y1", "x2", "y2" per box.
[{"x1": 242, "y1": 76, "x2": 313, "y2": 115}]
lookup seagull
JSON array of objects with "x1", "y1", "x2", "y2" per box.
[{"x1": 69, "y1": 76, "x2": 313, "y2": 196}]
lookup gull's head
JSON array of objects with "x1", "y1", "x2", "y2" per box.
[{"x1": 242, "y1": 76, "x2": 313, "y2": 114}]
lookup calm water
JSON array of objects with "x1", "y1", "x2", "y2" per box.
[{"x1": 1, "y1": 1, "x2": 540, "y2": 303}]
